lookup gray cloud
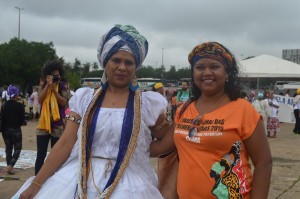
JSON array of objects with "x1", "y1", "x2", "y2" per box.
[{"x1": 1, "y1": 0, "x2": 299, "y2": 69}]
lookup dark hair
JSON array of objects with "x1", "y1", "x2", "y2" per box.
[
  {"x1": 190, "y1": 42, "x2": 241, "y2": 101},
  {"x1": 240, "y1": 91, "x2": 247, "y2": 99},
  {"x1": 264, "y1": 89, "x2": 270, "y2": 98},
  {"x1": 152, "y1": 85, "x2": 156, "y2": 92},
  {"x1": 181, "y1": 80, "x2": 189, "y2": 84},
  {"x1": 172, "y1": 90, "x2": 178, "y2": 97},
  {"x1": 41, "y1": 59, "x2": 66, "y2": 88}
]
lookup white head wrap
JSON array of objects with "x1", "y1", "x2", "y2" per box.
[{"x1": 97, "y1": 24, "x2": 148, "y2": 69}]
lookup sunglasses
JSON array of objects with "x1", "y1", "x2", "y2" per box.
[{"x1": 188, "y1": 115, "x2": 203, "y2": 138}]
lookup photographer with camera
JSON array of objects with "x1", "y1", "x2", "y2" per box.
[{"x1": 35, "y1": 59, "x2": 71, "y2": 175}]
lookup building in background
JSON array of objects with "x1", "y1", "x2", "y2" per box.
[{"x1": 283, "y1": 49, "x2": 300, "y2": 64}]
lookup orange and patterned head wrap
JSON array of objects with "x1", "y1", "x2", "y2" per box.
[{"x1": 188, "y1": 42, "x2": 233, "y2": 67}]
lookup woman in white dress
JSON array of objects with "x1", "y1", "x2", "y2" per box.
[
  {"x1": 14, "y1": 25, "x2": 175, "y2": 199},
  {"x1": 257, "y1": 92, "x2": 270, "y2": 133}
]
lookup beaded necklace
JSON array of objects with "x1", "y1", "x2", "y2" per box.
[{"x1": 77, "y1": 87, "x2": 141, "y2": 199}]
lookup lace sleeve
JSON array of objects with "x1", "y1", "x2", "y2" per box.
[
  {"x1": 68, "y1": 87, "x2": 94, "y2": 117},
  {"x1": 141, "y1": 91, "x2": 168, "y2": 127}
]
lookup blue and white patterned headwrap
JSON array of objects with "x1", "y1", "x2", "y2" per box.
[
  {"x1": 7, "y1": 85, "x2": 19, "y2": 98},
  {"x1": 97, "y1": 24, "x2": 148, "y2": 69}
]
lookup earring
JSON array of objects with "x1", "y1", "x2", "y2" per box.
[
  {"x1": 226, "y1": 75, "x2": 229, "y2": 82},
  {"x1": 129, "y1": 74, "x2": 139, "y2": 91},
  {"x1": 101, "y1": 70, "x2": 108, "y2": 89}
]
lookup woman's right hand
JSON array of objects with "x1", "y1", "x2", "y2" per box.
[
  {"x1": 46, "y1": 75, "x2": 53, "y2": 86},
  {"x1": 18, "y1": 184, "x2": 40, "y2": 199},
  {"x1": 46, "y1": 74, "x2": 58, "y2": 91}
]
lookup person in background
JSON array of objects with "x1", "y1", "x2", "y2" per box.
[
  {"x1": 27, "y1": 93, "x2": 34, "y2": 119},
  {"x1": 171, "y1": 90, "x2": 178, "y2": 120},
  {"x1": 27, "y1": 83, "x2": 33, "y2": 99},
  {"x1": 152, "y1": 82, "x2": 172, "y2": 122},
  {"x1": 292, "y1": 88, "x2": 300, "y2": 134},
  {"x1": 176, "y1": 81, "x2": 191, "y2": 107},
  {"x1": 151, "y1": 41, "x2": 272, "y2": 198},
  {"x1": 30, "y1": 86, "x2": 40, "y2": 121},
  {"x1": 249, "y1": 90, "x2": 261, "y2": 113},
  {"x1": 1, "y1": 85, "x2": 25, "y2": 174},
  {"x1": 285, "y1": 89, "x2": 291, "y2": 97},
  {"x1": 15, "y1": 24, "x2": 173, "y2": 199},
  {"x1": 257, "y1": 92, "x2": 270, "y2": 133},
  {"x1": 152, "y1": 82, "x2": 165, "y2": 96},
  {"x1": 266, "y1": 91, "x2": 280, "y2": 138},
  {"x1": 34, "y1": 59, "x2": 71, "y2": 175},
  {"x1": 264, "y1": 89, "x2": 270, "y2": 100},
  {"x1": 1, "y1": 84, "x2": 10, "y2": 103},
  {"x1": 248, "y1": 90, "x2": 256, "y2": 103}
]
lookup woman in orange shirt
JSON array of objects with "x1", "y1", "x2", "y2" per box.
[{"x1": 151, "y1": 42, "x2": 272, "y2": 199}]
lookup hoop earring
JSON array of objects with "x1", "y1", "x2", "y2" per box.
[
  {"x1": 129, "y1": 74, "x2": 139, "y2": 91},
  {"x1": 101, "y1": 70, "x2": 108, "y2": 89}
]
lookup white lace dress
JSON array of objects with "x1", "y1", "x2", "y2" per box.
[{"x1": 12, "y1": 88, "x2": 167, "y2": 199}]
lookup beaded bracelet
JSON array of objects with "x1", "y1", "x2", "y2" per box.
[
  {"x1": 65, "y1": 114, "x2": 81, "y2": 124},
  {"x1": 31, "y1": 181, "x2": 42, "y2": 188}
]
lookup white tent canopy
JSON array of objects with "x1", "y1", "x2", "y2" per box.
[{"x1": 240, "y1": 54, "x2": 300, "y2": 78}]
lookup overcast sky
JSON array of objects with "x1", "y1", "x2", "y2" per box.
[{"x1": 1, "y1": 0, "x2": 300, "y2": 70}]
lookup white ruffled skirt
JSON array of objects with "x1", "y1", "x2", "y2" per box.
[{"x1": 12, "y1": 157, "x2": 163, "y2": 199}]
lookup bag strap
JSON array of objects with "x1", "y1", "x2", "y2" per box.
[{"x1": 179, "y1": 98, "x2": 193, "y2": 118}]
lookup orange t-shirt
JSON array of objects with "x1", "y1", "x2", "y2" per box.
[{"x1": 174, "y1": 98, "x2": 260, "y2": 199}]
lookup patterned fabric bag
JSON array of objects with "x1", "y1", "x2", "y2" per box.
[
  {"x1": 158, "y1": 150, "x2": 179, "y2": 199},
  {"x1": 157, "y1": 99, "x2": 193, "y2": 198}
]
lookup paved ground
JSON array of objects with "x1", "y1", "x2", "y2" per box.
[{"x1": 0, "y1": 121, "x2": 299, "y2": 199}]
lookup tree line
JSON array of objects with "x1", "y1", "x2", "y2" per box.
[{"x1": 0, "y1": 38, "x2": 191, "y2": 93}]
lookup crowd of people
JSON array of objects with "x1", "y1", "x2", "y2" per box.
[
  {"x1": 1, "y1": 24, "x2": 298, "y2": 198},
  {"x1": 1, "y1": 60, "x2": 72, "y2": 177}
]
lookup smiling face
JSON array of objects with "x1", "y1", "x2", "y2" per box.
[
  {"x1": 193, "y1": 58, "x2": 227, "y2": 96},
  {"x1": 105, "y1": 50, "x2": 136, "y2": 89}
]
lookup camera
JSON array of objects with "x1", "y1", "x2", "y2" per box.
[{"x1": 52, "y1": 74, "x2": 60, "y2": 82}]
